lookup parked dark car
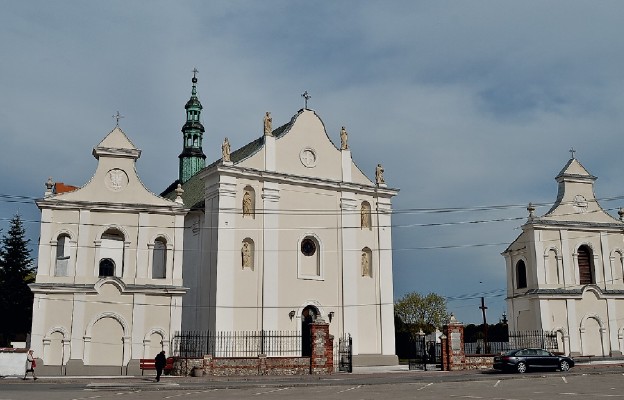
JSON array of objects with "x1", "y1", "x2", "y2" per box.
[{"x1": 493, "y1": 348, "x2": 574, "y2": 373}]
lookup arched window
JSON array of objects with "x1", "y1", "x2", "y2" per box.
[
  {"x1": 242, "y1": 187, "x2": 255, "y2": 218},
  {"x1": 99, "y1": 228, "x2": 124, "y2": 277},
  {"x1": 298, "y1": 235, "x2": 322, "y2": 279},
  {"x1": 55, "y1": 233, "x2": 70, "y2": 276},
  {"x1": 99, "y1": 258, "x2": 115, "y2": 277},
  {"x1": 152, "y1": 237, "x2": 167, "y2": 279},
  {"x1": 578, "y1": 245, "x2": 595, "y2": 285},
  {"x1": 360, "y1": 201, "x2": 371, "y2": 229},
  {"x1": 516, "y1": 260, "x2": 527, "y2": 289}
]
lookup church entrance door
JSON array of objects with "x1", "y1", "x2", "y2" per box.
[{"x1": 301, "y1": 305, "x2": 318, "y2": 357}]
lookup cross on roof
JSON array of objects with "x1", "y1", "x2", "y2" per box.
[
  {"x1": 192, "y1": 67, "x2": 199, "y2": 78},
  {"x1": 112, "y1": 111, "x2": 124, "y2": 127},
  {"x1": 301, "y1": 91, "x2": 311, "y2": 109},
  {"x1": 570, "y1": 148, "x2": 576, "y2": 159}
]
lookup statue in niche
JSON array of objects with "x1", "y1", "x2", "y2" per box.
[
  {"x1": 340, "y1": 126, "x2": 348, "y2": 150},
  {"x1": 361, "y1": 251, "x2": 370, "y2": 277},
  {"x1": 242, "y1": 190, "x2": 253, "y2": 217},
  {"x1": 222, "y1": 137, "x2": 231, "y2": 162},
  {"x1": 361, "y1": 204, "x2": 371, "y2": 229},
  {"x1": 375, "y1": 164, "x2": 385, "y2": 185},
  {"x1": 264, "y1": 112, "x2": 272, "y2": 136},
  {"x1": 242, "y1": 241, "x2": 252, "y2": 269}
]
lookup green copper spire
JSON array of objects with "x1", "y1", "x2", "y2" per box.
[{"x1": 178, "y1": 69, "x2": 206, "y2": 183}]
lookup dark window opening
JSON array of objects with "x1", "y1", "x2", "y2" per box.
[
  {"x1": 301, "y1": 238, "x2": 316, "y2": 257},
  {"x1": 578, "y1": 245, "x2": 595, "y2": 285},
  {"x1": 516, "y1": 260, "x2": 527, "y2": 289},
  {"x1": 99, "y1": 258, "x2": 115, "y2": 277}
]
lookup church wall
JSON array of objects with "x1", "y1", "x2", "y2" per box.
[
  {"x1": 35, "y1": 208, "x2": 80, "y2": 283},
  {"x1": 181, "y1": 212, "x2": 205, "y2": 331},
  {"x1": 271, "y1": 112, "x2": 343, "y2": 181},
  {"x1": 229, "y1": 177, "x2": 263, "y2": 330},
  {"x1": 276, "y1": 186, "x2": 341, "y2": 326}
]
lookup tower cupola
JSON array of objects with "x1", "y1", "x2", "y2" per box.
[{"x1": 178, "y1": 69, "x2": 206, "y2": 183}]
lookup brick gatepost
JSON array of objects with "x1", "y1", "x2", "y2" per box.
[
  {"x1": 441, "y1": 314, "x2": 465, "y2": 371},
  {"x1": 310, "y1": 319, "x2": 334, "y2": 374}
]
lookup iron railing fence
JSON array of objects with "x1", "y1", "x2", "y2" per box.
[
  {"x1": 464, "y1": 330, "x2": 558, "y2": 354},
  {"x1": 172, "y1": 330, "x2": 302, "y2": 358}
]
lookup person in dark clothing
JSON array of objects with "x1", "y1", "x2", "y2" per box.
[{"x1": 155, "y1": 351, "x2": 166, "y2": 382}]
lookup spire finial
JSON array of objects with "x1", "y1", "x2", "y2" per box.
[
  {"x1": 569, "y1": 148, "x2": 576, "y2": 159},
  {"x1": 112, "y1": 111, "x2": 124, "y2": 127},
  {"x1": 192, "y1": 67, "x2": 198, "y2": 83},
  {"x1": 301, "y1": 91, "x2": 311, "y2": 109}
]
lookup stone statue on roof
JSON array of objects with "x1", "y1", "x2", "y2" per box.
[
  {"x1": 264, "y1": 112, "x2": 272, "y2": 136},
  {"x1": 222, "y1": 137, "x2": 231, "y2": 162},
  {"x1": 340, "y1": 126, "x2": 348, "y2": 150},
  {"x1": 375, "y1": 164, "x2": 385, "y2": 185}
]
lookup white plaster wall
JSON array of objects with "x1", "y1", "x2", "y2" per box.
[{"x1": 0, "y1": 352, "x2": 28, "y2": 376}]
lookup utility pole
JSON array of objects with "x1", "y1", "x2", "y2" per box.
[{"x1": 479, "y1": 297, "x2": 488, "y2": 353}]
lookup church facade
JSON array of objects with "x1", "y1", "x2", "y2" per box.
[
  {"x1": 162, "y1": 76, "x2": 399, "y2": 366},
  {"x1": 503, "y1": 156, "x2": 624, "y2": 356},
  {"x1": 29, "y1": 127, "x2": 187, "y2": 374}
]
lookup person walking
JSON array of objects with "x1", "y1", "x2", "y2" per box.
[
  {"x1": 154, "y1": 350, "x2": 166, "y2": 382},
  {"x1": 23, "y1": 349, "x2": 37, "y2": 380}
]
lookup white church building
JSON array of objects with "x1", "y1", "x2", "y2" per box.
[
  {"x1": 28, "y1": 74, "x2": 399, "y2": 372},
  {"x1": 29, "y1": 126, "x2": 187, "y2": 375},
  {"x1": 503, "y1": 155, "x2": 624, "y2": 357},
  {"x1": 161, "y1": 76, "x2": 399, "y2": 366}
]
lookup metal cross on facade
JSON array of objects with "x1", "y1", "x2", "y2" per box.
[
  {"x1": 112, "y1": 111, "x2": 124, "y2": 127},
  {"x1": 301, "y1": 91, "x2": 311, "y2": 109},
  {"x1": 569, "y1": 148, "x2": 576, "y2": 159}
]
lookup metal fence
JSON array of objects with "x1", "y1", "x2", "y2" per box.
[
  {"x1": 464, "y1": 330, "x2": 558, "y2": 354},
  {"x1": 172, "y1": 330, "x2": 302, "y2": 358}
]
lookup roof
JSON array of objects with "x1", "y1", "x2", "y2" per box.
[{"x1": 53, "y1": 182, "x2": 79, "y2": 194}]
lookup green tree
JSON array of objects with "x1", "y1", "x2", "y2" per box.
[
  {"x1": 0, "y1": 214, "x2": 35, "y2": 346},
  {"x1": 394, "y1": 292, "x2": 449, "y2": 336}
]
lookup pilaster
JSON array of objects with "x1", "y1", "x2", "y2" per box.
[
  {"x1": 76, "y1": 209, "x2": 91, "y2": 280},
  {"x1": 560, "y1": 230, "x2": 573, "y2": 285},
  {"x1": 264, "y1": 135, "x2": 276, "y2": 171},
  {"x1": 606, "y1": 299, "x2": 621, "y2": 355},
  {"x1": 340, "y1": 195, "x2": 358, "y2": 353},
  {"x1": 566, "y1": 299, "x2": 580, "y2": 355},
  {"x1": 341, "y1": 149, "x2": 352, "y2": 183},
  {"x1": 262, "y1": 182, "x2": 280, "y2": 331},
  {"x1": 215, "y1": 177, "x2": 237, "y2": 331},
  {"x1": 600, "y1": 231, "x2": 611, "y2": 289},
  {"x1": 376, "y1": 196, "x2": 395, "y2": 355}
]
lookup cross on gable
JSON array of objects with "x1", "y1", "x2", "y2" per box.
[
  {"x1": 301, "y1": 91, "x2": 311, "y2": 109},
  {"x1": 112, "y1": 111, "x2": 124, "y2": 127},
  {"x1": 569, "y1": 148, "x2": 576, "y2": 159}
]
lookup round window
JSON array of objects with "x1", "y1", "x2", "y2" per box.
[{"x1": 301, "y1": 238, "x2": 316, "y2": 256}]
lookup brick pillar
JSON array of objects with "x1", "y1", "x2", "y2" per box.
[
  {"x1": 440, "y1": 335, "x2": 449, "y2": 371},
  {"x1": 310, "y1": 320, "x2": 333, "y2": 374},
  {"x1": 442, "y1": 314, "x2": 465, "y2": 371}
]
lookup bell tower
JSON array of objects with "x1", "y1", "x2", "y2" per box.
[{"x1": 178, "y1": 69, "x2": 206, "y2": 183}]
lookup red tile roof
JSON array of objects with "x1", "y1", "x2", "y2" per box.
[{"x1": 54, "y1": 182, "x2": 79, "y2": 194}]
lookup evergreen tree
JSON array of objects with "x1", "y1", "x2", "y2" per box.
[{"x1": 0, "y1": 214, "x2": 34, "y2": 346}]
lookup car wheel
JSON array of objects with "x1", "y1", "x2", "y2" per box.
[
  {"x1": 560, "y1": 360, "x2": 570, "y2": 372},
  {"x1": 517, "y1": 362, "x2": 527, "y2": 373}
]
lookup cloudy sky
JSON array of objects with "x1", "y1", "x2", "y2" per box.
[{"x1": 2, "y1": 1, "x2": 624, "y2": 324}]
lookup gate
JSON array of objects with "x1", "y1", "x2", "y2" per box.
[
  {"x1": 338, "y1": 334, "x2": 352, "y2": 373},
  {"x1": 408, "y1": 335, "x2": 427, "y2": 370}
]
